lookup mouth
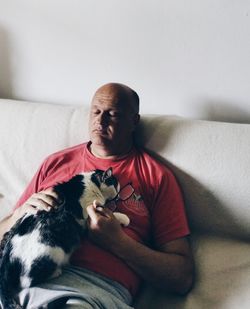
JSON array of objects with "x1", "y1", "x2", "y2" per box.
[{"x1": 93, "y1": 129, "x2": 109, "y2": 136}]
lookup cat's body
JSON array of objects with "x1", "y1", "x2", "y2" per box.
[{"x1": 0, "y1": 168, "x2": 129, "y2": 309}]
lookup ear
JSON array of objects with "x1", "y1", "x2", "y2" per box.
[
  {"x1": 134, "y1": 113, "x2": 140, "y2": 126},
  {"x1": 132, "y1": 113, "x2": 140, "y2": 132},
  {"x1": 102, "y1": 167, "x2": 112, "y2": 181},
  {"x1": 93, "y1": 169, "x2": 103, "y2": 182}
]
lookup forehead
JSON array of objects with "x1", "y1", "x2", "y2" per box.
[
  {"x1": 92, "y1": 93, "x2": 119, "y2": 107},
  {"x1": 91, "y1": 88, "x2": 133, "y2": 111}
]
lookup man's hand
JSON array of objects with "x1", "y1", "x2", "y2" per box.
[
  {"x1": 86, "y1": 201, "x2": 194, "y2": 295},
  {"x1": 86, "y1": 201, "x2": 127, "y2": 251},
  {"x1": 0, "y1": 188, "x2": 60, "y2": 242},
  {"x1": 12, "y1": 188, "x2": 60, "y2": 222}
]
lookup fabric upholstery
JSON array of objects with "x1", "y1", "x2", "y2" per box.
[{"x1": 0, "y1": 98, "x2": 249, "y2": 308}]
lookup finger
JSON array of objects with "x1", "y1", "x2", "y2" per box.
[
  {"x1": 26, "y1": 197, "x2": 52, "y2": 211},
  {"x1": 93, "y1": 200, "x2": 113, "y2": 216},
  {"x1": 92, "y1": 200, "x2": 110, "y2": 216},
  {"x1": 96, "y1": 206, "x2": 104, "y2": 213},
  {"x1": 25, "y1": 205, "x2": 39, "y2": 215},
  {"x1": 40, "y1": 188, "x2": 62, "y2": 204},
  {"x1": 87, "y1": 204, "x2": 111, "y2": 222},
  {"x1": 13, "y1": 204, "x2": 37, "y2": 221},
  {"x1": 31, "y1": 190, "x2": 61, "y2": 208},
  {"x1": 95, "y1": 205, "x2": 114, "y2": 218},
  {"x1": 36, "y1": 191, "x2": 60, "y2": 206},
  {"x1": 93, "y1": 200, "x2": 103, "y2": 209},
  {"x1": 86, "y1": 205, "x2": 101, "y2": 224}
]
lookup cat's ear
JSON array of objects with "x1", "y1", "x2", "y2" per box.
[{"x1": 103, "y1": 167, "x2": 113, "y2": 180}]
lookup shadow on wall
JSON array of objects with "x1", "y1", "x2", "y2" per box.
[
  {"x1": 0, "y1": 25, "x2": 13, "y2": 98},
  {"x1": 196, "y1": 100, "x2": 250, "y2": 124}
]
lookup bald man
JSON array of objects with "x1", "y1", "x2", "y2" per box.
[{"x1": 0, "y1": 83, "x2": 194, "y2": 308}]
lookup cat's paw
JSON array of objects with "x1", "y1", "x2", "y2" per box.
[{"x1": 113, "y1": 212, "x2": 130, "y2": 226}]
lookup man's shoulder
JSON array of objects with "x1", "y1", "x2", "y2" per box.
[
  {"x1": 136, "y1": 147, "x2": 167, "y2": 169},
  {"x1": 135, "y1": 147, "x2": 176, "y2": 181},
  {"x1": 44, "y1": 142, "x2": 88, "y2": 165}
]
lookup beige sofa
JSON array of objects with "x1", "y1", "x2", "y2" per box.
[{"x1": 0, "y1": 98, "x2": 250, "y2": 309}]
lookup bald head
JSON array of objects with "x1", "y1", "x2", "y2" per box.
[
  {"x1": 92, "y1": 83, "x2": 139, "y2": 114},
  {"x1": 89, "y1": 82, "x2": 140, "y2": 157}
]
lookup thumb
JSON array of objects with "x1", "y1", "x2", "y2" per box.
[
  {"x1": 92, "y1": 200, "x2": 114, "y2": 218},
  {"x1": 93, "y1": 200, "x2": 104, "y2": 211}
]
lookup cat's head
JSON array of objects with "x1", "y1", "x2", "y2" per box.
[
  {"x1": 91, "y1": 168, "x2": 120, "y2": 203},
  {"x1": 53, "y1": 168, "x2": 120, "y2": 222}
]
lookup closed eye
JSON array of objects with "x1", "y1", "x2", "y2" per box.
[
  {"x1": 109, "y1": 111, "x2": 121, "y2": 118},
  {"x1": 92, "y1": 109, "x2": 101, "y2": 115}
]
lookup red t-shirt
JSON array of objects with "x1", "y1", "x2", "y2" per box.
[{"x1": 15, "y1": 142, "x2": 190, "y2": 296}]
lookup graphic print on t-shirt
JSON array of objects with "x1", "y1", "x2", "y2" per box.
[
  {"x1": 105, "y1": 176, "x2": 149, "y2": 221},
  {"x1": 106, "y1": 177, "x2": 150, "y2": 243}
]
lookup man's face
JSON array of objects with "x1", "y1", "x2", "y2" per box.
[{"x1": 89, "y1": 87, "x2": 138, "y2": 150}]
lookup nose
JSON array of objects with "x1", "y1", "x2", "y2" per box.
[{"x1": 96, "y1": 112, "x2": 108, "y2": 126}]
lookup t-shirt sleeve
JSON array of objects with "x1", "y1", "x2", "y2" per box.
[
  {"x1": 14, "y1": 144, "x2": 86, "y2": 210},
  {"x1": 151, "y1": 167, "x2": 190, "y2": 247},
  {"x1": 14, "y1": 160, "x2": 47, "y2": 210}
]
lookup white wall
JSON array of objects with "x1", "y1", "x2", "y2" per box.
[{"x1": 0, "y1": 0, "x2": 250, "y2": 122}]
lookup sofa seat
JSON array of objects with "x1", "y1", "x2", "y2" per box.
[{"x1": 136, "y1": 235, "x2": 250, "y2": 308}]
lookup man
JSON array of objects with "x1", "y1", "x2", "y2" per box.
[{"x1": 0, "y1": 83, "x2": 194, "y2": 308}]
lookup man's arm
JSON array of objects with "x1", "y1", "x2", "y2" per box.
[
  {"x1": 87, "y1": 205, "x2": 194, "y2": 295},
  {"x1": 0, "y1": 189, "x2": 59, "y2": 242},
  {"x1": 111, "y1": 236, "x2": 194, "y2": 294},
  {"x1": 0, "y1": 214, "x2": 18, "y2": 241}
]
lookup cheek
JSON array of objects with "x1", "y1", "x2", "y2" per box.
[
  {"x1": 88, "y1": 123, "x2": 93, "y2": 138},
  {"x1": 115, "y1": 121, "x2": 134, "y2": 135},
  {"x1": 89, "y1": 117, "x2": 99, "y2": 133},
  {"x1": 88, "y1": 116, "x2": 93, "y2": 128}
]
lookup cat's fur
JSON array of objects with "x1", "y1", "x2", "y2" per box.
[{"x1": 0, "y1": 168, "x2": 129, "y2": 309}]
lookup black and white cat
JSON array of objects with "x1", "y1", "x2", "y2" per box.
[{"x1": 0, "y1": 168, "x2": 129, "y2": 309}]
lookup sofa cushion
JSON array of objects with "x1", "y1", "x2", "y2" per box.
[
  {"x1": 0, "y1": 99, "x2": 89, "y2": 217},
  {"x1": 136, "y1": 116, "x2": 250, "y2": 240}
]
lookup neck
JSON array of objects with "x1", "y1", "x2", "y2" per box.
[{"x1": 89, "y1": 142, "x2": 133, "y2": 159}]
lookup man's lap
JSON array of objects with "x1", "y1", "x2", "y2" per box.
[{"x1": 18, "y1": 266, "x2": 134, "y2": 309}]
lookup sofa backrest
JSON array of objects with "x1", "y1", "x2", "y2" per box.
[
  {"x1": 0, "y1": 99, "x2": 89, "y2": 217},
  {"x1": 0, "y1": 99, "x2": 249, "y2": 240},
  {"x1": 136, "y1": 116, "x2": 250, "y2": 240}
]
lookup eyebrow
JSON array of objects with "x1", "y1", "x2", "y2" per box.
[{"x1": 91, "y1": 105, "x2": 122, "y2": 112}]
